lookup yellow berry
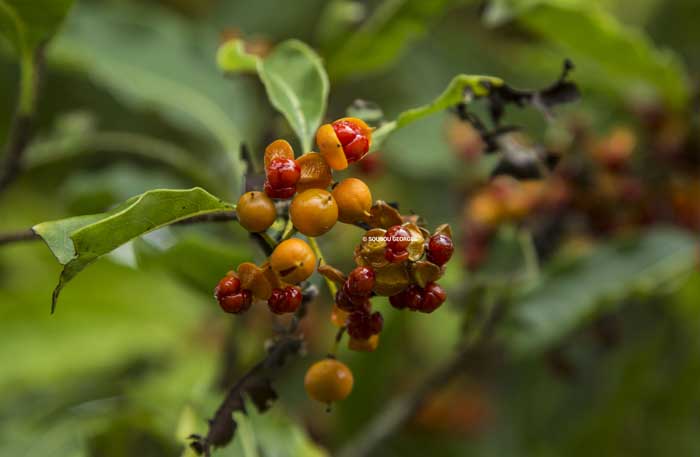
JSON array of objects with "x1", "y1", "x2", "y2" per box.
[
  {"x1": 332, "y1": 178, "x2": 372, "y2": 224},
  {"x1": 290, "y1": 189, "x2": 338, "y2": 236},
  {"x1": 236, "y1": 191, "x2": 277, "y2": 232},
  {"x1": 304, "y1": 358, "x2": 354, "y2": 404}
]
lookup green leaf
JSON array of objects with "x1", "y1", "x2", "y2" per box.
[
  {"x1": 0, "y1": 0, "x2": 74, "y2": 51},
  {"x1": 483, "y1": 0, "x2": 690, "y2": 109},
  {"x1": 216, "y1": 39, "x2": 259, "y2": 73},
  {"x1": 33, "y1": 188, "x2": 234, "y2": 311},
  {"x1": 324, "y1": 0, "x2": 463, "y2": 80},
  {"x1": 50, "y1": 4, "x2": 264, "y2": 196},
  {"x1": 218, "y1": 39, "x2": 329, "y2": 152},
  {"x1": 0, "y1": 0, "x2": 75, "y2": 113},
  {"x1": 372, "y1": 74, "x2": 503, "y2": 149},
  {"x1": 501, "y1": 227, "x2": 698, "y2": 357}
]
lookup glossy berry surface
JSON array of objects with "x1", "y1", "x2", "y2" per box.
[
  {"x1": 236, "y1": 191, "x2": 277, "y2": 233},
  {"x1": 267, "y1": 157, "x2": 301, "y2": 189},
  {"x1": 267, "y1": 286, "x2": 302, "y2": 314},
  {"x1": 264, "y1": 180, "x2": 296, "y2": 199},
  {"x1": 219, "y1": 289, "x2": 252, "y2": 314},
  {"x1": 420, "y1": 282, "x2": 447, "y2": 313},
  {"x1": 215, "y1": 273, "x2": 241, "y2": 301},
  {"x1": 346, "y1": 266, "x2": 375, "y2": 296},
  {"x1": 332, "y1": 120, "x2": 370, "y2": 163},
  {"x1": 332, "y1": 178, "x2": 372, "y2": 224},
  {"x1": 385, "y1": 248, "x2": 410, "y2": 263},
  {"x1": 269, "y1": 238, "x2": 316, "y2": 284},
  {"x1": 304, "y1": 358, "x2": 354, "y2": 404},
  {"x1": 347, "y1": 310, "x2": 383, "y2": 340},
  {"x1": 389, "y1": 284, "x2": 423, "y2": 311},
  {"x1": 289, "y1": 189, "x2": 338, "y2": 236},
  {"x1": 427, "y1": 234, "x2": 454, "y2": 266},
  {"x1": 385, "y1": 225, "x2": 411, "y2": 252},
  {"x1": 335, "y1": 287, "x2": 369, "y2": 312}
]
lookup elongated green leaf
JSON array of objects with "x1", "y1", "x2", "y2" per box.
[
  {"x1": 501, "y1": 227, "x2": 698, "y2": 357},
  {"x1": 0, "y1": 0, "x2": 74, "y2": 51},
  {"x1": 50, "y1": 4, "x2": 264, "y2": 196},
  {"x1": 372, "y1": 74, "x2": 503, "y2": 148},
  {"x1": 33, "y1": 188, "x2": 234, "y2": 311},
  {"x1": 324, "y1": 0, "x2": 463, "y2": 80},
  {"x1": 218, "y1": 39, "x2": 329, "y2": 152},
  {"x1": 0, "y1": 0, "x2": 75, "y2": 113},
  {"x1": 483, "y1": 0, "x2": 690, "y2": 109}
]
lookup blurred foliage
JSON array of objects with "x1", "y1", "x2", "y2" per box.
[{"x1": 1, "y1": 0, "x2": 699, "y2": 456}]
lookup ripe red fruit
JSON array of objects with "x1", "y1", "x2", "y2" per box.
[
  {"x1": 385, "y1": 248, "x2": 410, "y2": 263},
  {"x1": 385, "y1": 225, "x2": 411, "y2": 252},
  {"x1": 219, "y1": 290, "x2": 253, "y2": 314},
  {"x1": 389, "y1": 285, "x2": 423, "y2": 311},
  {"x1": 267, "y1": 158, "x2": 301, "y2": 189},
  {"x1": 333, "y1": 120, "x2": 370, "y2": 163},
  {"x1": 346, "y1": 266, "x2": 375, "y2": 296},
  {"x1": 215, "y1": 274, "x2": 241, "y2": 301},
  {"x1": 427, "y1": 234, "x2": 454, "y2": 266},
  {"x1": 347, "y1": 310, "x2": 383, "y2": 340},
  {"x1": 420, "y1": 282, "x2": 446, "y2": 313},
  {"x1": 268, "y1": 286, "x2": 303, "y2": 314},
  {"x1": 336, "y1": 287, "x2": 370, "y2": 312},
  {"x1": 264, "y1": 180, "x2": 296, "y2": 199}
]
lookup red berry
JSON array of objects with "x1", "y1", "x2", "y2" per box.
[
  {"x1": 427, "y1": 234, "x2": 454, "y2": 266},
  {"x1": 346, "y1": 266, "x2": 375, "y2": 296},
  {"x1": 347, "y1": 310, "x2": 383, "y2": 340},
  {"x1": 267, "y1": 157, "x2": 301, "y2": 189},
  {"x1": 215, "y1": 273, "x2": 241, "y2": 301},
  {"x1": 219, "y1": 290, "x2": 252, "y2": 314},
  {"x1": 385, "y1": 225, "x2": 411, "y2": 252},
  {"x1": 420, "y1": 282, "x2": 446, "y2": 313},
  {"x1": 336, "y1": 286, "x2": 370, "y2": 312},
  {"x1": 385, "y1": 248, "x2": 409, "y2": 263},
  {"x1": 264, "y1": 180, "x2": 296, "y2": 199},
  {"x1": 267, "y1": 286, "x2": 302, "y2": 314},
  {"x1": 333, "y1": 120, "x2": 369, "y2": 163},
  {"x1": 389, "y1": 285, "x2": 422, "y2": 311}
]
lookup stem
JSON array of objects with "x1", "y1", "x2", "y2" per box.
[
  {"x1": 308, "y1": 236, "x2": 338, "y2": 297},
  {"x1": 518, "y1": 228, "x2": 540, "y2": 286}
]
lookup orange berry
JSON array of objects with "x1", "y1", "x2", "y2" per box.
[
  {"x1": 332, "y1": 178, "x2": 372, "y2": 224},
  {"x1": 236, "y1": 191, "x2": 277, "y2": 232},
  {"x1": 304, "y1": 358, "x2": 354, "y2": 404},
  {"x1": 290, "y1": 189, "x2": 338, "y2": 236},
  {"x1": 269, "y1": 238, "x2": 316, "y2": 284}
]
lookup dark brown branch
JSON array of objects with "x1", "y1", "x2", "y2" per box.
[
  {"x1": 0, "y1": 45, "x2": 46, "y2": 193},
  {"x1": 0, "y1": 228, "x2": 39, "y2": 246},
  {"x1": 191, "y1": 285, "x2": 318, "y2": 456}
]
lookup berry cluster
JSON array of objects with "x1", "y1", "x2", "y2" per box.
[{"x1": 213, "y1": 117, "x2": 456, "y2": 407}]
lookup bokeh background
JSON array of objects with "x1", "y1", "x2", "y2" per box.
[{"x1": 1, "y1": 0, "x2": 699, "y2": 456}]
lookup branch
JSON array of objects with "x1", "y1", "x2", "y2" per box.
[
  {"x1": 0, "y1": 44, "x2": 46, "y2": 193},
  {"x1": 336, "y1": 303, "x2": 505, "y2": 457},
  {"x1": 0, "y1": 228, "x2": 39, "y2": 246},
  {"x1": 190, "y1": 285, "x2": 318, "y2": 456}
]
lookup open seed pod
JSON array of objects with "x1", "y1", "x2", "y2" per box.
[
  {"x1": 432, "y1": 223, "x2": 453, "y2": 240},
  {"x1": 402, "y1": 222, "x2": 426, "y2": 261},
  {"x1": 355, "y1": 228, "x2": 389, "y2": 269},
  {"x1": 264, "y1": 139, "x2": 295, "y2": 169},
  {"x1": 348, "y1": 334, "x2": 379, "y2": 352},
  {"x1": 331, "y1": 304, "x2": 349, "y2": 328},
  {"x1": 237, "y1": 262, "x2": 273, "y2": 300},
  {"x1": 368, "y1": 201, "x2": 403, "y2": 229},
  {"x1": 373, "y1": 261, "x2": 410, "y2": 296},
  {"x1": 410, "y1": 260, "x2": 443, "y2": 288},
  {"x1": 296, "y1": 152, "x2": 333, "y2": 192},
  {"x1": 318, "y1": 263, "x2": 347, "y2": 286}
]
